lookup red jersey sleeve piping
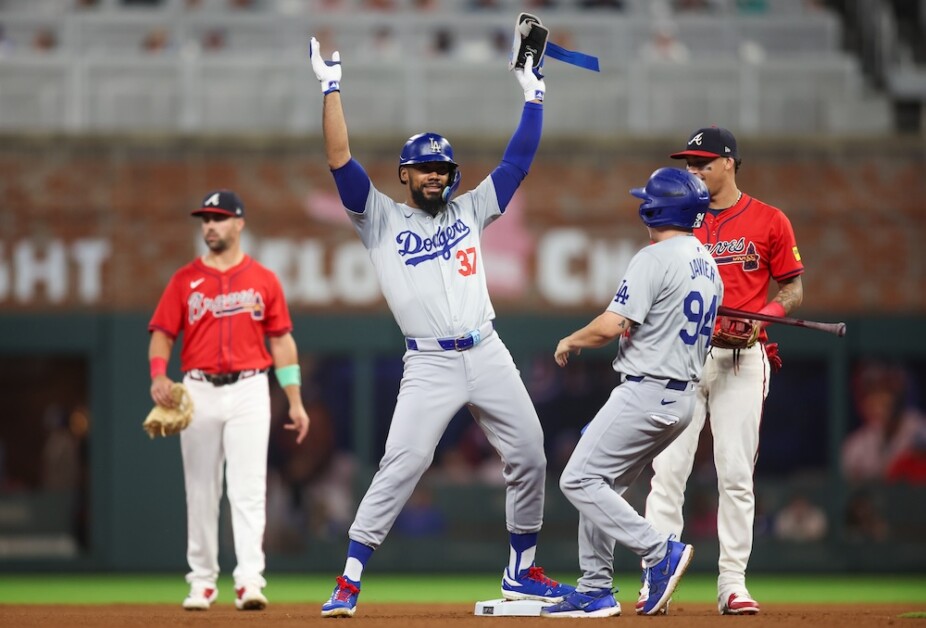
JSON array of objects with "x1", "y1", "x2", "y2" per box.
[
  {"x1": 265, "y1": 326, "x2": 294, "y2": 337},
  {"x1": 148, "y1": 324, "x2": 178, "y2": 339},
  {"x1": 773, "y1": 268, "x2": 804, "y2": 282}
]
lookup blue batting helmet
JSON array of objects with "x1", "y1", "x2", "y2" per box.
[
  {"x1": 398, "y1": 132, "x2": 462, "y2": 202},
  {"x1": 631, "y1": 168, "x2": 710, "y2": 229}
]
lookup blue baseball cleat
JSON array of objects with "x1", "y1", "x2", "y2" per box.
[
  {"x1": 321, "y1": 575, "x2": 361, "y2": 618},
  {"x1": 642, "y1": 539, "x2": 693, "y2": 616},
  {"x1": 501, "y1": 565, "x2": 575, "y2": 602},
  {"x1": 540, "y1": 588, "x2": 621, "y2": 618}
]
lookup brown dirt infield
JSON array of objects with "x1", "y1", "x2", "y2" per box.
[{"x1": 0, "y1": 603, "x2": 921, "y2": 627}]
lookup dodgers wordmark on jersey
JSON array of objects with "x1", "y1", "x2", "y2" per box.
[{"x1": 349, "y1": 176, "x2": 502, "y2": 340}]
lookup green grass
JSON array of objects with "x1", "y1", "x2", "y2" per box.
[{"x1": 0, "y1": 573, "x2": 924, "y2": 605}]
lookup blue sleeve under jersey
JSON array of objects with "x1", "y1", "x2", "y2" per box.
[
  {"x1": 331, "y1": 158, "x2": 372, "y2": 213},
  {"x1": 490, "y1": 102, "x2": 543, "y2": 212}
]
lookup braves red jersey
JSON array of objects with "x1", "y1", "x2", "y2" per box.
[
  {"x1": 148, "y1": 255, "x2": 292, "y2": 373},
  {"x1": 694, "y1": 193, "x2": 803, "y2": 340}
]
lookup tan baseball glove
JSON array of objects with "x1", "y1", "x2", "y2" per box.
[
  {"x1": 711, "y1": 316, "x2": 760, "y2": 350},
  {"x1": 143, "y1": 383, "x2": 194, "y2": 438}
]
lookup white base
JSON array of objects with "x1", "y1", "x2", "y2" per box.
[{"x1": 474, "y1": 598, "x2": 548, "y2": 616}]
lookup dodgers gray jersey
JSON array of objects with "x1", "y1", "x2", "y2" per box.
[
  {"x1": 348, "y1": 176, "x2": 501, "y2": 338},
  {"x1": 607, "y1": 234, "x2": 723, "y2": 382}
]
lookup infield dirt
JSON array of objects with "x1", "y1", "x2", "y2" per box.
[{"x1": 0, "y1": 603, "x2": 920, "y2": 627}]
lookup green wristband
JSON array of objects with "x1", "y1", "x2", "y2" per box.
[{"x1": 275, "y1": 364, "x2": 301, "y2": 388}]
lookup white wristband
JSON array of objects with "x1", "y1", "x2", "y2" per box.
[{"x1": 524, "y1": 87, "x2": 544, "y2": 102}]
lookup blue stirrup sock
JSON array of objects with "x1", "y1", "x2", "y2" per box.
[
  {"x1": 508, "y1": 532, "x2": 538, "y2": 578},
  {"x1": 343, "y1": 540, "x2": 374, "y2": 583}
]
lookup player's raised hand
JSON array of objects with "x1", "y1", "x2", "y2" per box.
[
  {"x1": 309, "y1": 36, "x2": 341, "y2": 94},
  {"x1": 514, "y1": 53, "x2": 545, "y2": 103}
]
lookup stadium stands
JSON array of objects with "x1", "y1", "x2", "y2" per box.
[{"x1": 0, "y1": 0, "x2": 895, "y2": 134}]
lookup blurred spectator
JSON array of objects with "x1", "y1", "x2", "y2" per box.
[
  {"x1": 468, "y1": 0, "x2": 502, "y2": 10},
  {"x1": 844, "y1": 489, "x2": 889, "y2": 542},
  {"x1": 31, "y1": 27, "x2": 58, "y2": 53},
  {"x1": 489, "y1": 26, "x2": 509, "y2": 57},
  {"x1": 264, "y1": 356, "x2": 362, "y2": 549},
  {"x1": 141, "y1": 26, "x2": 170, "y2": 53},
  {"x1": 200, "y1": 27, "x2": 227, "y2": 52},
  {"x1": 356, "y1": 25, "x2": 401, "y2": 61},
  {"x1": 308, "y1": 0, "x2": 350, "y2": 10},
  {"x1": 885, "y1": 447, "x2": 926, "y2": 483},
  {"x1": 686, "y1": 490, "x2": 718, "y2": 539},
  {"x1": 735, "y1": 0, "x2": 768, "y2": 13},
  {"x1": 429, "y1": 27, "x2": 455, "y2": 57},
  {"x1": 0, "y1": 24, "x2": 12, "y2": 56},
  {"x1": 638, "y1": 22, "x2": 690, "y2": 63},
  {"x1": 841, "y1": 361, "x2": 926, "y2": 484},
  {"x1": 394, "y1": 484, "x2": 446, "y2": 537},
  {"x1": 362, "y1": 0, "x2": 397, "y2": 10},
  {"x1": 40, "y1": 405, "x2": 80, "y2": 491},
  {"x1": 457, "y1": 29, "x2": 498, "y2": 63},
  {"x1": 412, "y1": 0, "x2": 439, "y2": 10},
  {"x1": 674, "y1": 0, "x2": 716, "y2": 12},
  {"x1": 773, "y1": 494, "x2": 828, "y2": 542},
  {"x1": 433, "y1": 447, "x2": 474, "y2": 485},
  {"x1": 753, "y1": 493, "x2": 774, "y2": 539},
  {"x1": 550, "y1": 29, "x2": 577, "y2": 54},
  {"x1": 579, "y1": 0, "x2": 624, "y2": 9}
]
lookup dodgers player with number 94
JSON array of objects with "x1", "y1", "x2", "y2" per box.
[
  {"x1": 309, "y1": 33, "x2": 573, "y2": 618},
  {"x1": 543, "y1": 168, "x2": 723, "y2": 618}
]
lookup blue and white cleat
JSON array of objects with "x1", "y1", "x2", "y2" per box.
[
  {"x1": 501, "y1": 565, "x2": 575, "y2": 602},
  {"x1": 321, "y1": 575, "x2": 361, "y2": 618},
  {"x1": 540, "y1": 588, "x2": 621, "y2": 618},
  {"x1": 642, "y1": 540, "x2": 693, "y2": 616}
]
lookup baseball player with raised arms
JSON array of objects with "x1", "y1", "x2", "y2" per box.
[
  {"x1": 640, "y1": 126, "x2": 804, "y2": 615},
  {"x1": 148, "y1": 190, "x2": 310, "y2": 611},
  {"x1": 308, "y1": 36, "x2": 574, "y2": 618},
  {"x1": 541, "y1": 168, "x2": 722, "y2": 618}
]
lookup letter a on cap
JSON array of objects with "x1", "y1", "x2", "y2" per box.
[{"x1": 204, "y1": 192, "x2": 221, "y2": 206}]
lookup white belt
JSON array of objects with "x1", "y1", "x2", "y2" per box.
[{"x1": 405, "y1": 321, "x2": 495, "y2": 352}]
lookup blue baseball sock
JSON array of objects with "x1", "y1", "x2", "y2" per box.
[
  {"x1": 508, "y1": 532, "x2": 538, "y2": 577},
  {"x1": 343, "y1": 540, "x2": 374, "y2": 583}
]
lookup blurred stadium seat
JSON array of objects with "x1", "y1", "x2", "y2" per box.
[{"x1": 0, "y1": 0, "x2": 902, "y2": 134}]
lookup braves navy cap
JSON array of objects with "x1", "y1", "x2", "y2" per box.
[
  {"x1": 191, "y1": 189, "x2": 245, "y2": 217},
  {"x1": 670, "y1": 126, "x2": 738, "y2": 160}
]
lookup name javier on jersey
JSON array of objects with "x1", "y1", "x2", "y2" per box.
[{"x1": 689, "y1": 257, "x2": 717, "y2": 282}]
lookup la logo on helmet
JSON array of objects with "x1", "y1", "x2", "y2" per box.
[{"x1": 429, "y1": 138, "x2": 442, "y2": 153}]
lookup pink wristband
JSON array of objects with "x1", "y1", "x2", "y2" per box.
[
  {"x1": 759, "y1": 301, "x2": 786, "y2": 318},
  {"x1": 150, "y1": 357, "x2": 167, "y2": 380}
]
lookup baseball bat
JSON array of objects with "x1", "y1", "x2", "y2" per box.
[{"x1": 717, "y1": 306, "x2": 847, "y2": 338}]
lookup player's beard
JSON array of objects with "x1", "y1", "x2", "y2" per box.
[
  {"x1": 205, "y1": 234, "x2": 229, "y2": 253},
  {"x1": 410, "y1": 186, "x2": 447, "y2": 217}
]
